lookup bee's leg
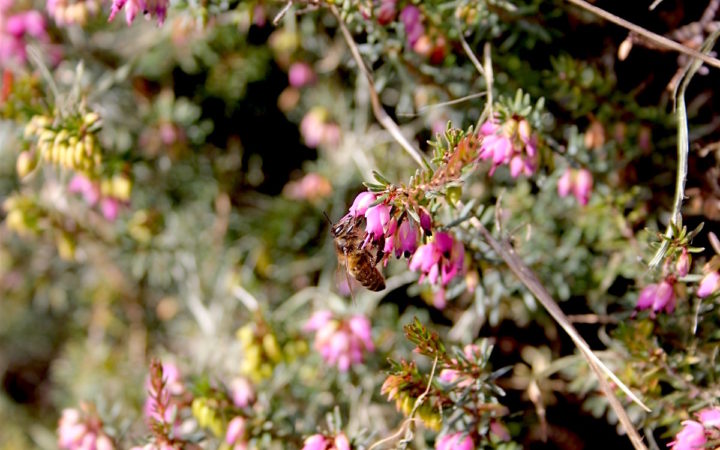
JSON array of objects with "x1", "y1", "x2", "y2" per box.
[
  {"x1": 374, "y1": 236, "x2": 385, "y2": 265},
  {"x1": 343, "y1": 248, "x2": 356, "y2": 304}
]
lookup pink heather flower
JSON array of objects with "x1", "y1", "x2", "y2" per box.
[
  {"x1": 376, "y1": 0, "x2": 397, "y2": 25},
  {"x1": 226, "y1": 416, "x2": 246, "y2": 445},
  {"x1": 305, "y1": 312, "x2": 374, "y2": 372},
  {"x1": 399, "y1": 5, "x2": 423, "y2": 47},
  {"x1": 676, "y1": 249, "x2": 690, "y2": 277},
  {"x1": 69, "y1": 174, "x2": 101, "y2": 205},
  {"x1": 69, "y1": 175, "x2": 127, "y2": 221},
  {"x1": 698, "y1": 407, "x2": 720, "y2": 428},
  {"x1": 1, "y1": 9, "x2": 49, "y2": 66},
  {"x1": 557, "y1": 170, "x2": 572, "y2": 197},
  {"x1": 300, "y1": 108, "x2": 341, "y2": 148},
  {"x1": 283, "y1": 173, "x2": 332, "y2": 202},
  {"x1": 409, "y1": 242, "x2": 440, "y2": 276},
  {"x1": 698, "y1": 271, "x2": 720, "y2": 298},
  {"x1": 669, "y1": 420, "x2": 706, "y2": 450},
  {"x1": 433, "y1": 288, "x2": 446, "y2": 309},
  {"x1": 229, "y1": 377, "x2": 254, "y2": 408},
  {"x1": 334, "y1": 434, "x2": 350, "y2": 450},
  {"x1": 636, "y1": 279, "x2": 676, "y2": 315},
  {"x1": 489, "y1": 421, "x2": 511, "y2": 442},
  {"x1": 438, "y1": 368, "x2": 460, "y2": 383},
  {"x1": 302, "y1": 434, "x2": 329, "y2": 450},
  {"x1": 364, "y1": 203, "x2": 390, "y2": 245},
  {"x1": 435, "y1": 432, "x2": 474, "y2": 450},
  {"x1": 383, "y1": 217, "x2": 398, "y2": 256},
  {"x1": 349, "y1": 192, "x2": 377, "y2": 217},
  {"x1": 557, "y1": 168, "x2": 592, "y2": 205},
  {"x1": 478, "y1": 118, "x2": 536, "y2": 177},
  {"x1": 573, "y1": 169, "x2": 593, "y2": 206},
  {"x1": 409, "y1": 232, "x2": 464, "y2": 287},
  {"x1": 100, "y1": 197, "x2": 121, "y2": 221},
  {"x1": 394, "y1": 219, "x2": 418, "y2": 257},
  {"x1": 304, "y1": 310, "x2": 333, "y2": 332},
  {"x1": 108, "y1": 0, "x2": 168, "y2": 25},
  {"x1": 47, "y1": 0, "x2": 101, "y2": 26},
  {"x1": 419, "y1": 207, "x2": 432, "y2": 235},
  {"x1": 58, "y1": 406, "x2": 114, "y2": 450},
  {"x1": 288, "y1": 62, "x2": 316, "y2": 87}
]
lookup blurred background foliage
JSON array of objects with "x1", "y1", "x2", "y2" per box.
[{"x1": 2, "y1": 0, "x2": 720, "y2": 448}]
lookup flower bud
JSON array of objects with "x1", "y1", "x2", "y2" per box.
[
  {"x1": 675, "y1": 248, "x2": 690, "y2": 277},
  {"x1": 16, "y1": 151, "x2": 37, "y2": 178},
  {"x1": 573, "y1": 169, "x2": 593, "y2": 206}
]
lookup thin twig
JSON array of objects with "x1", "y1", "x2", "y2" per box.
[
  {"x1": 648, "y1": 0, "x2": 664, "y2": 11},
  {"x1": 565, "y1": 0, "x2": 720, "y2": 70},
  {"x1": 273, "y1": 0, "x2": 293, "y2": 25},
  {"x1": 472, "y1": 219, "x2": 649, "y2": 450},
  {"x1": 459, "y1": 31, "x2": 485, "y2": 77},
  {"x1": 330, "y1": 5, "x2": 428, "y2": 168},
  {"x1": 404, "y1": 92, "x2": 486, "y2": 116}
]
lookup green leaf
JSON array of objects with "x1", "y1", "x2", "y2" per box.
[{"x1": 372, "y1": 170, "x2": 392, "y2": 186}]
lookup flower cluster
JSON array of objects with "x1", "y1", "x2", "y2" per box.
[
  {"x1": 557, "y1": 168, "x2": 593, "y2": 205},
  {"x1": 635, "y1": 277, "x2": 676, "y2": 317},
  {"x1": 435, "y1": 432, "x2": 474, "y2": 450},
  {"x1": 478, "y1": 117, "x2": 537, "y2": 177},
  {"x1": 300, "y1": 107, "x2": 341, "y2": 148},
  {"x1": 47, "y1": 0, "x2": 100, "y2": 26},
  {"x1": 302, "y1": 432, "x2": 351, "y2": 450},
  {"x1": 3, "y1": 193, "x2": 43, "y2": 237},
  {"x1": 304, "y1": 310, "x2": 374, "y2": 372},
  {"x1": 108, "y1": 0, "x2": 168, "y2": 26},
  {"x1": 191, "y1": 397, "x2": 224, "y2": 437},
  {"x1": 282, "y1": 172, "x2": 332, "y2": 202},
  {"x1": 347, "y1": 191, "x2": 465, "y2": 293},
  {"x1": 0, "y1": 1, "x2": 49, "y2": 65},
  {"x1": 68, "y1": 174, "x2": 132, "y2": 221},
  {"x1": 236, "y1": 323, "x2": 283, "y2": 382},
  {"x1": 23, "y1": 113, "x2": 102, "y2": 175},
  {"x1": 398, "y1": 5, "x2": 446, "y2": 63},
  {"x1": 409, "y1": 232, "x2": 464, "y2": 291},
  {"x1": 670, "y1": 407, "x2": 720, "y2": 450},
  {"x1": 57, "y1": 404, "x2": 114, "y2": 450}
]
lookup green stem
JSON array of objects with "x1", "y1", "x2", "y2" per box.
[{"x1": 648, "y1": 30, "x2": 720, "y2": 268}]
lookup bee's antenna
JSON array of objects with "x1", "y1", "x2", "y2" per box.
[{"x1": 322, "y1": 211, "x2": 333, "y2": 225}]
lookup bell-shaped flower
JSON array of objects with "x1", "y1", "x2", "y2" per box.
[
  {"x1": 349, "y1": 191, "x2": 376, "y2": 217},
  {"x1": 697, "y1": 271, "x2": 720, "y2": 298},
  {"x1": 364, "y1": 203, "x2": 390, "y2": 245},
  {"x1": 669, "y1": 420, "x2": 706, "y2": 450},
  {"x1": 302, "y1": 434, "x2": 329, "y2": 450},
  {"x1": 435, "y1": 432, "x2": 474, "y2": 450},
  {"x1": 635, "y1": 279, "x2": 676, "y2": 316}
]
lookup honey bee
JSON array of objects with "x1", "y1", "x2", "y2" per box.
[{"x1": 330, "y1": 213, "x2": 386, "y2": 292}]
